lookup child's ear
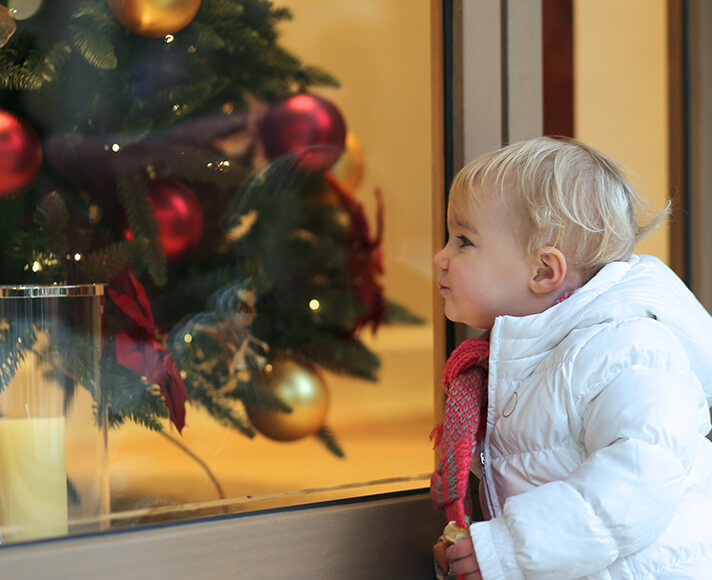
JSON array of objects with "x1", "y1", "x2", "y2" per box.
[{"x1": 529, "y1": 247, "x2": 567, "y2": 294}]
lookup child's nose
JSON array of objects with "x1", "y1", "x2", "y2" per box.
[{"x1": 434, "y1": 247, "x2": 448, "y2": 269}]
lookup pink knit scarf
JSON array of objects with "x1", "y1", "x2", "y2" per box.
[
  {"x1": 430, "y1": 291, "x2": 578, "y2": 528},
  {"x1": 430, "y1": 336, "x2": 489, "y2": 528}
]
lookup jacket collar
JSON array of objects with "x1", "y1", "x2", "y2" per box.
[
  {"x1": 488, "y1": 254, "x2": 712, "y2": 406},
  {"x1": 489, "y1": 256, "x2": 638, "y2": 364}
]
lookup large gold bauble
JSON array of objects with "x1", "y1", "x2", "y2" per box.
[
  {"x1": 329, "y1": 132, "x2": 365, "y2": 194},
  {"x1": 107, "y1": 0, "x2": 202, "y2": 38},
  {"x1": 247, "y1": 360, "x2": 329, "y2": 442}
]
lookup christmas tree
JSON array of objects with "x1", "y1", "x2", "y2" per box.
[{"x1": 0, "y1": 0, "x2": 420, "y2": 455}]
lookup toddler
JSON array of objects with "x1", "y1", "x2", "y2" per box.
[{"x1": 431, "y1": 137, "x2": 712, "y2": 579}]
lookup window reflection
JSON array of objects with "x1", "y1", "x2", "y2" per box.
[{"x1": 0, "y1": 0, "x2": 434, "y2": 540}]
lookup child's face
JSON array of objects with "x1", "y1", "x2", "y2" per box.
[{"x1": 434, "y1": 184, "x2": 539, "y2": 329}]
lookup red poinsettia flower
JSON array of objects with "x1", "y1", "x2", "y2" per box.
[
  {"x1": 107, "y1": 268, "x2": 155, "y2": 334},
  {"x1": 108, "y1": 269, "x2": 187, "y2": 433}
]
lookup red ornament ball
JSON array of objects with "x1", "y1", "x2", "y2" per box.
[
  {"x1": 124, "y1": 178, "x2": 204, "y2": 261},
  {"x1": 259, "y1": 93, "x2": 347, "y2": 173},
  {"x1": 0, "y1": 110, "x2": 43, "y2": 198}
]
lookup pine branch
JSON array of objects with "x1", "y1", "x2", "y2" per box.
[
  {"x1": 188, "y1": 381, "x2": 256, "y2": 437},
  {"x1": 141, "y1": 142, "x2": 250, "y2": 187},
  {"x1": 170, "y1": 330, "x2": 266, "y2": 435},
  {"x1": 236, "y1": 378, "x2": 290, "y2": 413},
  {"x1": 122, "y1": 404, "x2": 166, "y2": 432},
  {"x1": 169, "y1": 266, "x2": 250, "y2": 302},
  {"x1": 81, "y1": 238, "x2": 151, "y2": 283},
  {"x1": 0, "y1": 29, "x2": 74, "y2": 90},
  {"x1": 152, "y1": 266, "x2": 252, "y2": 328},
  {"x1": 231, "y1": 157, "x2": 309, "y2": 247},
  {"x1": 187, "y1": 21, "x2": 227, "y2": 50},
  {"x1": 295, "y1": 65, "x2": 340, "y2": 90},
  {"x1": 68, "y1": 0, "x2": 122, "y2": 70},
  {"x1": 35, "y1": 191, "x2": 71, "y2": 262},
  {"x1": 102, "y1": 356, "x2": 168, "y2": 432},
  {"x1": 0, "y1": 198, "x2": 27, "y2": 282},
  {"x1": 299, "y1": 336, "x2": 380, "y2": 382},
  {"x1": 34, "y1": 42, "x2": 74, "y2": 84},
  {"x1": 117, "y1": 111, "x2": 156, "y2": 140},
  {"x1": 0, "y1": 46, "x2": 45, "y2": 90},
  {"x1": 171, "y1": 79, "x2": 228, "y2": 119},
  {"x1": 0, "y1": 324, "x2": 36, "y2": 393},
  {"x1": 385, "y1": 299, "x2": 426, "y2": 325},
  {"x1": 200, "y1": 0, "x2": 247, "y2": 19},
  {"x1": 71, "y1": 0, "x2": 115, "y2": 19},
  {"x1": 314, "y1": 425, "x2": 345, "y2": 458},
  {"x1": 52, "y1": 326, "x2": 100, "y2": 399},
  {"x1": 115, "y1": 170, "x2": 167, "y2": 286},
  {"x1": 68, "y1": 21, "x2": 117, "y2": 70}
]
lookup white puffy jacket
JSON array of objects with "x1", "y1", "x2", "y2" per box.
[{"x1": 470, "y1": 255, "x2": 712, "y2": 579}]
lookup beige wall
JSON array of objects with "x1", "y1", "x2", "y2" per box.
[
  {"x1": 574, "y1": 0, "x2": 669, "y2": 263},
  {"x1": 278, "y1": 0, "x2": 434, "y2": 320}
]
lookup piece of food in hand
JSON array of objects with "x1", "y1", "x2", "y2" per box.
[{"x1": 440, "y1": 520, "x2": 470, "y2": 547}]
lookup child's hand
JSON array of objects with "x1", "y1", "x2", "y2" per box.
[
  {"x1": 446, "y1": 537, "x2": 482, "y2": 579},
  {"x1": 433, "y1": 540, "x2": 450, "y2": 576}
]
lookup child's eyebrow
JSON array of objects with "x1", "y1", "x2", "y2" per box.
[{"x1": 451, "y1": 215, "x2": 478, "y2": 233}]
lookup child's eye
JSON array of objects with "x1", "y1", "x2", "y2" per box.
[{"x1": 456, "y1": 234, "x2": 473, "y2": 248}]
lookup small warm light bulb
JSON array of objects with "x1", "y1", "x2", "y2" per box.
[
  {"x1": 31, "y1": 261, "x2": 41, "y2": 272},
  {"x1": 111, "y1": 143, "x2": 120, "y2": 152},
  {"x1": 165, "y1": 34, "x2": 174, "y2": 43},
  {"x1": 309, "y1": 299, "x2": 321, "y2": 311},
  {"x1": 73, "y1": 253, "x2": 82, "y2": 261},
  {"x1": 183, "y1": 333, "x2": 193, "y2": 343},
  {"x1": 265, "y1": 363, "x2": 273, "y2": 373}
]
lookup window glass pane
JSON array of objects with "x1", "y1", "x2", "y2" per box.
[{"x1": 0, "y1": 0, "x2": 434, "y2": 541}]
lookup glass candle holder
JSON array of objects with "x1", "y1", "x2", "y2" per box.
[{"x1": 0, "y1": 284, "x2": 108, "y2": 543}]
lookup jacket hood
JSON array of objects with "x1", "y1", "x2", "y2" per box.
[{"x1": 492, "y1": 255, "x2": 712, "y2": 406}]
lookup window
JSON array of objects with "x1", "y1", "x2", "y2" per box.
[{"x1": 0, "y1": 0, "x2": 438, "y2": 544}]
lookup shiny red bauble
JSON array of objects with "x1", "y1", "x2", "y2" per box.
[
  {"x1": 124, "y1": 178, "x2": 204, "y2": 261},
  {"x1": 0, "y1": 110, "x2": 43, "y2": 198},
  {"x1": 259, "y1": 93, "x2": 346, "y2": 173}
]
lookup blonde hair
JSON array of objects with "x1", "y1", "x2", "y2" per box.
[{"x1": 449, "y1": 136, "x2": 667, "y2": 277}]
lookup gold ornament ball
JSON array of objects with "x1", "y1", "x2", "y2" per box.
[
  {"x1": 247, "y1": 360, "x2": 329, "y2": 442},
  {"x1": 108, "y1": 0, "x2": 202, "y2": 38},
  {"x1": 0, "y1": 5, "x2": 16, "y2": 48},
  {"x1": 329, "y1": 132, "x2": 365, "y2": 194}
]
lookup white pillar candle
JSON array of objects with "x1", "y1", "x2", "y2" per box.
[{"x1": 0, "y1": 416, "x2": 68, "y2": 542}]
